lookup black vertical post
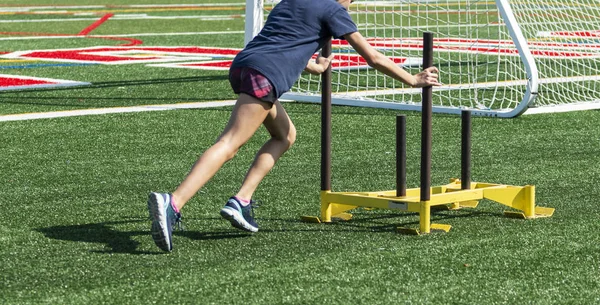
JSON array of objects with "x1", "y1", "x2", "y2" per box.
[
  {"x1": 420, "y1": 32, "x2": 433, "y2": 202},
  {"x1": 321, "y1": 39, "x2": 332, "y2": 191},
  {"x1": 396, "y1": 115, "x2": 406, "y2": 197},
  {"x1": 461, "y1": 110, "x2": 472, "y2": 190}
]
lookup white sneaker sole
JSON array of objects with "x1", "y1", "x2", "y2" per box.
[
  {"x1": 148, "y1": 193, "x2": 173, "y2": 251},
  {"x1": 220, "y1": 207, "x2": 258, "y2": 233}
]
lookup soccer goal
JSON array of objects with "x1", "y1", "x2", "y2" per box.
[{"x1": 246, "y1": 0, "x2": 600, "y2": 117}]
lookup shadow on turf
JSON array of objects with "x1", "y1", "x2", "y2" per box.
[
  {"x1": 35, "y1": 210, "x2": 500, "y2": 254},
  {"x1": 36, "y1": 218, "x2": 162, "y2": 255},
  {"x1": 257, "y1": 208, "x2": 500, "y2": 234},
  {"x1": 333, "y1": 209, "x2": 501, "y2": 233},
  {"x1": 177, "y1": 230, "x2": 251, "y2": 240},
  {"x1": 36, "y1": 217, "x2": 254, "y2": 254}
]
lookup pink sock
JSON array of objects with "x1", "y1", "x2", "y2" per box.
[
  {"x1": 170, "y1": 196, "x2": 180, "y2": 213},
  {"x1": 235, "y1": 196, "x2": 250, "y2": 206}
]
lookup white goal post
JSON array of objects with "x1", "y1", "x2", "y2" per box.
[{"x1": 245, "y1": 0, "x2": 600, "y2": 117}]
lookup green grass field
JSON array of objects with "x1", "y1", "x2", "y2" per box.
[{"x1": 1, "y1": 1, "x2": 600, "y2": 304}]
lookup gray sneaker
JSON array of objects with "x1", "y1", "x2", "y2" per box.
[
  {"x1": 147, "y1": 192, "x2": 182, "y2": 252},
  {"x1": 219, "y1": 197, "x2": 259, "y2": 232}
]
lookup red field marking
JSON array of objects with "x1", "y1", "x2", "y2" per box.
[
  {"x1": 78, "y1": 13, "x2": 114, "y2": 36},
  {"x1": 436, "y1": 37, "x2": 600, "y2": 50},
  {"x1": 89, "y1": 36, "x2": 143, "y2": 46},
  {"x1": 1, "y1": 77, "x2": 57, "y2": 87},
  {"x1": 3, "y1": 45, "x2": 421, "y2": 70},
  {"x1": 332, "y1": 37, "x2": 600, "y2": 58},
  {"x1": 150, "y1": 53, "x2": 418, "y2": 71},
  {"x1": 0, "y1": 31, "x2": 141, "y2": 46},
  {"x1": 0, "y1": 74, "x2": 90, "y2": 91},
  {"x1": 329, "y1": 53, "x2": 410, "y2": 68},
  {"x1": 177, "y1": 60, "x2": 233, "y2": 70},
  {"x1": 3, "y1": 46, "x2": 241, "y2": 64}
]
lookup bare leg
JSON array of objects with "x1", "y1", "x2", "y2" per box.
[
  {"x1": 235, "y1": 101, "x2": 296, "y2": 200},
  {"x1": 171, "y1": 93, "x2": 273, "y2": 210}
]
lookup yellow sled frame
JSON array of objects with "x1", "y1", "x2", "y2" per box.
[
  {"x1": 302, "y1": 179, "x2": 554, "y2": 235},
  {"x1": 304, "y1": 35, "x2": 554, "y2": 235}
]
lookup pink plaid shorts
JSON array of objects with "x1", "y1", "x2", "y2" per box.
[{"x1": 229, "y1": 67, "x2": 277, "y2": 103}]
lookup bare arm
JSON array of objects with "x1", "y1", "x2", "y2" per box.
[
  {"x1": 304, "y1": 53, "x2": 334, "y2": 75},
  {"x1": 344, "y1": 31, "x2": 441, "y2": 88}
]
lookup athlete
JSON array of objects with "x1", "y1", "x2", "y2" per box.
[{"x1": 148, "y1": 0, "x2": 441, "y2": 251}]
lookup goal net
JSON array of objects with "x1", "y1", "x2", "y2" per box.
[{"x1": 247, "y1": 0, "x2": 600, "y2": 117}]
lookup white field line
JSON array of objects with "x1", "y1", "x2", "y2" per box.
[
  {"x1": 524, "y1": 101, "x2": 600, "y2": 115},
  {"x1": 0, "y1": 15, "x2": 242, "y2": 23},
  {"x1": 330, "y1": 74, "x2": 600, "y2": 97},
  {"x1": 126, "y1": 3, "x2": 245, "y2": 7},
  {"x1": 0, "y1": 31, "x2": 244, "y2": 41},
  {"x1": 0, "y1": 3, "x2": 246, "y2": 11},
  {"x1": 0, "y1": 100, "x2": 237, "y2": 122}
]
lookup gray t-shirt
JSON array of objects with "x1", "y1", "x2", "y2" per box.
[{"x1": 231, "y1": 0, "x2": 358, "y2": 98}]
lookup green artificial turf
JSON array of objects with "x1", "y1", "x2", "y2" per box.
[
  {"x1": 1, "y1": 1, "x2": 600, "y2": 304},
  {"x1": 1, "y1": 105, "x2": 600, "y2": 304}
]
